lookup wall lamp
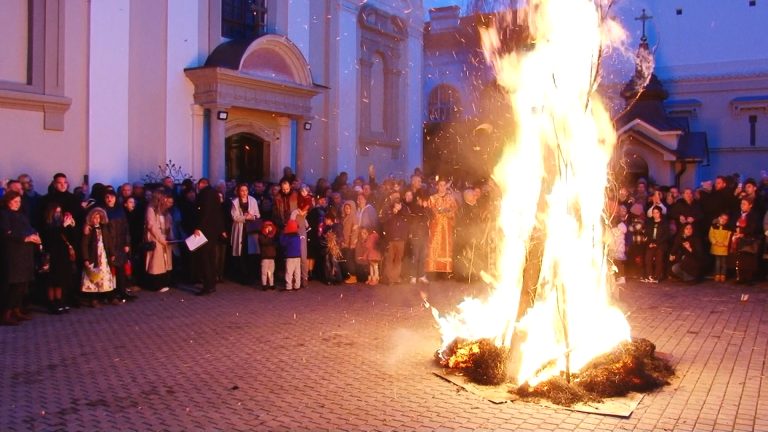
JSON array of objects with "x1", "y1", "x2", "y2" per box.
[{"x1": 217, "y1": 111, "x2": 229, "y2": 121}]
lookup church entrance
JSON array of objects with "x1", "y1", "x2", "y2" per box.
[
  {"x1": 619, "y1": 151, "x2": 649, "y2": 186},
  {"x1": 225, "y1": 133, "x2": 269, "y2": 182}
]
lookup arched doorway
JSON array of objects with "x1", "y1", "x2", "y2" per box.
[
  {"x1": 225, "y1": 133, "x2": 268, "y2": 182},
  {"x1": 620, "y1": 151, "x2": 649, "y2": 186}
]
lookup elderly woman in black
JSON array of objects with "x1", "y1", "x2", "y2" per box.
[{"x1": 0, "y1": 191, "x2": 41, "y2": 325}]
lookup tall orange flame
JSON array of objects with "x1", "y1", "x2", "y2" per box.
[{"x1": 433, "y1": 0, "x2": 631, "y2": 386}]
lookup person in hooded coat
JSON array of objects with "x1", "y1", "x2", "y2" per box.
[
  {"x1": 340, "y1": 199, "x2": 359, "y2": 283},
  {"x1": 81, "y1": 207, "x2": 117, "y2": 307}
]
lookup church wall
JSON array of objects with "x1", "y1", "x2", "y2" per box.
[
  {"x1": 281, "y1": 0, "x2": 311, "y2": 62},
  {"x1": 404, "y1": 16, "x2": 425, "y2": 176},
  {"x1": 665, "y1": 74, "x2": 768, "y2": 181},
  {"x1": 331, "y1": 1, "x2": 361, "y2": 177},
  {"x1": 612, "y1": 1, "x2": 768, "y2": 80},
  {"x1": 300, "y1": 0, "x2": 333, "y2": 184},
  {"x1": 124, "y1": 0, "x2": 204, "y2": 183},
  {"x1": 127, "y1": 1, "x2": 168, "y2": 184},
  {"x1": 351, "y1": 1, "x2": 425, "y2": 181},
  {"x1": 0, "y1": 1, "x2": 89, "y2": 187},
  {"x1": 89, "y1": 0, "x2": 131, "y2": 187},
  {"x1": 165, "y1": 0, "x2": 203, "y2": 181}
]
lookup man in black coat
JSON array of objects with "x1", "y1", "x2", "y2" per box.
[
  {"x1": 192, "y1": 179, "x2": 226, "y2": 295},
  {"x1": 38, "y1": 173, "x2": 84, "y2": 227},
  {"x1": 699, "y1": 176, "x2": 739, "y2": 227},
  {"x1": 38, "y1": 173, "x2": 84, "y2": 307},
  {"x1": 669, "y1": 188, "x2": 705, "y2": 235}
]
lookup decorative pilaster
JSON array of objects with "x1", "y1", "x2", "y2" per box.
[{"x1": 208, "y1": 105, "x2": 229, "y2": 182}]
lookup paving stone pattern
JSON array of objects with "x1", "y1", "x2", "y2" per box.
[{"x1": 1, "y1": 279, "x2": 767, "y2": 431}]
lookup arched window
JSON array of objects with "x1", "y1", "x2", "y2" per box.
[{"x1": 428, "y1": 85, "x2": 461, "y2": 122}]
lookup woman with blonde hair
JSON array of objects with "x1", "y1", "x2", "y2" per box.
[{"x1": 144, "y1": 189, "x2": 173, "y2": 292}]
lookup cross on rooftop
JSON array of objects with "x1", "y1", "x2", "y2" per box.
[{"x1": 635, "y1": 9, "x2": 653, "y2": 42}]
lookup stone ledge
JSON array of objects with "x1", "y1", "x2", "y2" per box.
[{"x1": 0, "y1": 89, "x2": 71, "y2": 131}]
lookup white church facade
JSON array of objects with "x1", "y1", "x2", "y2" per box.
[{"x1": 0, "y1": 0, "x2": 425, "y2": 188}]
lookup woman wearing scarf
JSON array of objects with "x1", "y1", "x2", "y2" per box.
[{"x1": 230, "y1": 183, "x2": 261, "y2": 285}]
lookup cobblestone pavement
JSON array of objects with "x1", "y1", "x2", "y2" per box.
[{"x1": 2, "y1": 277, "x2": 768, "y2": 431}]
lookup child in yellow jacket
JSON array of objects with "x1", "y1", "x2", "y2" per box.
[{"x1": 708, "y1": 213, "x2": 732, "y2": 282}]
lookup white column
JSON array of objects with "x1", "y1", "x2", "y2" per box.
[
  {"x1": 209, "y1": 107, "x2": 228, "y2": 183},
  {"x1": 274, "y1": 116, "x2": 293, "y2": 181},
  {"x1": 165, "y1": 0, "x2": 200, "y2": 178},
  {"x1": 88, "y1": 0, "x2": 130, "y2": 186},
  {"x1": 333, "y1": 1, "x2": 359, "y2": 174},
  {"x1": 191, "y1": 104, "x2": 205, "y2": 180},
  {"x1": 405, "y1": 24, "x2": 424, "y2": 173}
]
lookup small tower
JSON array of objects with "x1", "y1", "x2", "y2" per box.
[{"x1": 613, "y1": 9, "x2": 708, "y2": 188}]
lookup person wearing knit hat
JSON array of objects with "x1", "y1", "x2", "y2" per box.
[
  {"x1": 81, "y1": 207, "x2": 117, "y2": 307},
  {"x1": 258, "y1": 221, "x2": 278, "y2": 290},
  {"x1": 280, "y1": 219, "x2": 302, "y2": 290}
]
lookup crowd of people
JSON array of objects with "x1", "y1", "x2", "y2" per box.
[
  {"x1": 607, "y1": 174, "x2": 768, "y2": 286},
  {"x1": 2, "y1": 165, "x2": 768, "y2": 327},
  {"x1": 0, "y1": 166, "x2": 496, "y2": 326}
]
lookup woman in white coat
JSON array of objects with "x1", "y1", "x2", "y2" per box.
[{"x1": 231, "y1": 183, "x2": 261, "y2": 285}]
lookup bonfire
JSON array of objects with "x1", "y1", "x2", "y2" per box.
[{"x1": 426, "y1": 0, "x2": 673, "y2": 405}]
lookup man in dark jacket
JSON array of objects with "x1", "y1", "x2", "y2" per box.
[
  {"x1": 699, "y1": 176, "x2": 739, "y2": 227},
  {"x1": 38, "y1": 173, "x2": 84, "y2": 307},
  {"x1": 192, "y1": 179, "x2": 226, "y2": 296},
  {"x1": 669, "y1": 188, "x2": 704, "y2": 235},
  {"x1": 38, "y1": 173, "x2": 84, "y2": 228}
]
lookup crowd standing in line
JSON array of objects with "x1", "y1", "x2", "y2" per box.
[
  {"x1": 608, "y1": 173, "x2": 768, "y2": 287},
  {"x1": 2, "y1": 166, "x2": 768, "y2": 326}
]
